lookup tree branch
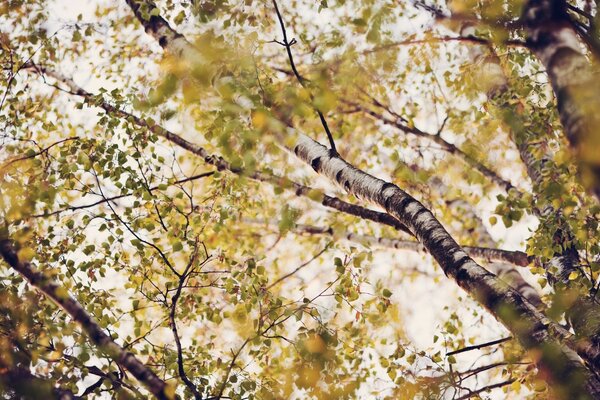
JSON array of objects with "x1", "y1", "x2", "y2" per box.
[
  {"x1": 0, "y1": 239, "x2": 170, "y2": 399},
  {"x1": 246, "y1": 218, "x2": 531, "y2": 267},
  {"x1": 120, "y1": 1, "x2": 600, "y2": 396},
  {"x1": 271, "y1": 0, "x2": 338, "y2": 155},
  {"x1": 446, "y1": 336, "x2": 512, "y2": 356},
  {"x1": 24, "y1": 63, "x2": 412, "y2": 235}
]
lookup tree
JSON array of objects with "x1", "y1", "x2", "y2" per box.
[{"x1": 1, "y1": 0, "x2": 600, "y2": 398}]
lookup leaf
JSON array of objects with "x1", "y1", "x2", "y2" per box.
[
  {"x1": 17, "y1": 247, "x2": 35, "y2": 262},
  {"x1": 568, "y1": 271, "x2": 579, "y2": 280},
  {"x1": 172, "y1": 242, "x2": 183, "y2": 252}
]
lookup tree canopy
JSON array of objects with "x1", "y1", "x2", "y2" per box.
[{"x1": 1, "y1": 0, "x2": 600, "y2": 398}]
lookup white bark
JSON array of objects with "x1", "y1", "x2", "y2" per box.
[
  {"x1": 292, "y1": 134, "x2": 600, "y2": 397},
  {"x1": 523, "y1": 0, "x2": 600, "y2": 201}
]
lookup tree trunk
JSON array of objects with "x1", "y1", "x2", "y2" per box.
[
  {"x1": 292, "y1": 135, "x2": 600, "y2": 398},
  {"x1": 523, "y1": 0, "x2": 600, "y2": 201}
]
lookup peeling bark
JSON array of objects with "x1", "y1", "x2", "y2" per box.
[{"x1": 0, "y1": 239, "x2": 169, "y2": 400}]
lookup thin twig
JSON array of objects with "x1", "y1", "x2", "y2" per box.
[
  {"x1": 271, "y1": 0, "x2": 338, "y2": 155},
  {"x1": 446, "y1": 336, "x2": 512, "y2": 357},
  {"x1": 169, "y1": 239, "x2": 203, "y2": 399},
  {"x1": 267, "y1": 245, "x2": 331, "y2": 289},
  {"x1": 455, "y1": 378, "x2": 516, "y2": 400}
]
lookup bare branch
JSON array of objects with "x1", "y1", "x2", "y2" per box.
[{"x1": 446, "y1": 336, "x2": 512, "y2": 356}]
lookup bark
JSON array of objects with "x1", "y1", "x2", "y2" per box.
[
  {"x1": 0, "y1": 239, "x2": 169, "y2": 400},
  {"x1": 429, "y1": 177, "x2": 543, "y2": 308},
  {"x1": 523, "y1": 0, "x2": 600, "y2": 201},
  {"x1": 124, "y1": 1, "x2": 600, "y2": 396}
]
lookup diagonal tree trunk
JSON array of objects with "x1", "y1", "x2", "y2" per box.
[
  {"x1": 292, "y1": 134, "x2": 599, "y2": 397},
  {"x1": 123, "y1": 0, "x2": 600, "y2": 396},
  {"x1": 28, "y1": 64, "x2": 533, "y2": 270}
]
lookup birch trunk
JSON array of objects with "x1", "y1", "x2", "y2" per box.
[
  {"x1": 523, "y1": 0, "x2": 600, "y2": 201},
  {"x1": 292, "y1": 134, "x2": 600, "y2": 397},
  {"x1": 461, "y1": 23, "x2": 600, "y2": 357}
]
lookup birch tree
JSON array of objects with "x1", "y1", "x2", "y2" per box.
[{"x1": 1, "y1": 0, "x2": 600, "y2": 398}]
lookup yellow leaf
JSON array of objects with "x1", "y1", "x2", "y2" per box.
[
  {"x1": 17, "y1": 247, "x2": 35, "y2": 262},
  {"x1": 165, "y1": 381, "x2": 177, "y2": 400},
  {"x1": 568, "y1": 271, "x2": 579, "y2": 280},
  {"x1": 304, "y1": 334, "x2": 326, "y2": 354}
]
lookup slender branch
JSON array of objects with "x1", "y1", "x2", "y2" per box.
[
  {"x1": 363, "y1": 35, "x2": 526, "y2": 56},
  {"x1": 446, "y1": 336, "x2": 512, "y2": 356},
  {"x1": 458, "y1": 361, "x2": 529, "y2": 381},
  {"x1": 92, "y1": 168, "x2": 180, "y2": 278},
  {"x1": 455, "y1": 378, "x2": 516, "y2": 400},
  {"x1": 346, "y1": 99, "x2": 519, "y2": 193},
  {"x1": 266, "y1": 244, "x2": 330, "y2": 289},
  {"x1": 24, "y1": 63, "x2": 411, "y2": 235},
  {"x1": 169, "y1": 241, "x2": 203, "y2": 399},
  {"x1": 246, "y1": 219, "x2": 531, "y2": 267},
  {"x1": 29, "y1": 171, "x2": 215, "y2": 219},
  {"x1": 271, "y1": 0, "x2": 338, "y2": 155},
  {"x1": 0, "y1": 239, "x2": 169, "y2": 399},
  {"x1": 216, "y1": 338, "x2": 251, "y2": 399},
  {"x1": 0, "y1": 136, "x2": 79, "y2": 170}
]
